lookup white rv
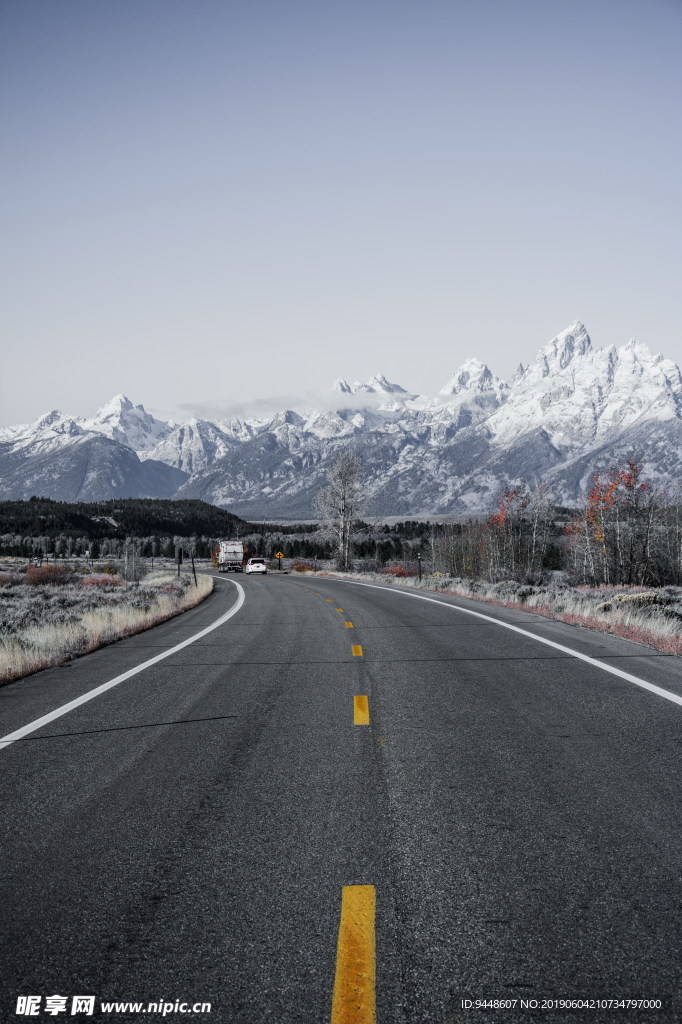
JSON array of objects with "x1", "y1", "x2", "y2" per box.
[{"x1": 218, "y1": 540, "x2": 244, "y2": 572}]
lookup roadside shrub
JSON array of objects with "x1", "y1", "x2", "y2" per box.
[
  {"x1": 292, "y1": 561, "x2": 314, "y2": 572},
  {"x1": 383, "y1": 565, "x2": 416, "y2": 577},
  {"x1": 25, "y1": 565, "x2": 74, "y2": 587},
  {"x1": 93, "y1": 560, "x2": 119, "y2": 575},
  {"x1": 354, "y1": 559, "x2": 379, "y2": 573}
]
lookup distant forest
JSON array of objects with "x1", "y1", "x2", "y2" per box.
[
  {"x1": 0, "y1": 497, "x2": 246, "y2": 539},
  {"x1": 0, "y1": 498, "x2": 324, "y2": 560},
  {"x1": 2, "y1": 469, "x2": 679, "y2": 587}
]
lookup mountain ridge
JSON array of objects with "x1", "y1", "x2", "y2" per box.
[{"x1": 1, "y1": 322, "x2": 680, "y2": 514}]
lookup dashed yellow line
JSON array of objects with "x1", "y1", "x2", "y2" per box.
[
  {"x1": 345, "y1": 622, "x2": 354, "y2": 629},
  {"x1": 351, "y1": 645, "x2": 363, "y2": 656},
  {"x1": 353, "y1": 696, "x2": 370, "y2": 725},
  {"x1": 336, "y1": 608, "x2": 343, "y2": 613},
  {"x1": 325, "y1": 598, "x2": 333, "y2": 602},
  {"x1": 330, "y1": 886, "x2": 376, "y2": 1024}
]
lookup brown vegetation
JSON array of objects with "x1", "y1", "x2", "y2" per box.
[{"x1": 0, "y1": 570, "x2": 213, "y2": 685}]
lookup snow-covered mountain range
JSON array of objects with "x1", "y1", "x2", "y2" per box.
[{"x1": 1, "y1": 321, "x2": 680, "y2": 517}]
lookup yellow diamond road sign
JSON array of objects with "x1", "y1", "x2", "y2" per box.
[{"x1": 275, "y1": 551, "x2": 284, "y2": 559}]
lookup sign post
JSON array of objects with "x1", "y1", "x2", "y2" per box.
[
  {"x1": 175, "y1": 545, "x2": 183, "y2": 578},
  {"x1": 275, "y1": 551, "x2": 284, "y2": 571}
]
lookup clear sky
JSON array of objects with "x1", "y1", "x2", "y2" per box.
[{"x1": 1, "y1": 0, "x2": 681, "y2": 426}]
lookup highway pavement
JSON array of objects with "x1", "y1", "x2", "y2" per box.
[{"x1": 1, "y1": 572, "x2": 681, "y2": 1023}]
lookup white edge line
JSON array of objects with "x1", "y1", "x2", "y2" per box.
[
  {"x1": 0, "y1": 577, "x2": 245, "y2": 752},
  {"x1": 325, "y1": 577, "x2": 682, "y2": 708}
]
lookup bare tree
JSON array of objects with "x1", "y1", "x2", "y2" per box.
[
  {"x1": 122, "y1": 537, "x2": 146, "y2": 582},
  {"x1": 314, "y1": 451, "x2": 365, "y2": 571},
  {"x1": 526, "y1": 481, "x2": 554, "y2": 578}
]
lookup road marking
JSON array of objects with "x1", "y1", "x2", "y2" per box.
[
  {"x1": 0, "y1": 579, "x2": 246, "y2": 752},
  {"x1": 336, "y1": 608, "x2": 344, "y2": 613},
  {"x1": 325, "y1": 598, "x2": 333, "y2": 602},
  {"x1": 354, "y1": 695, "x2": 370, "y2": 725},
  {"x1": 352, "y1": 645, "x2": 363, "y2": 656},
  {"x1": 327, "y1": 579, "x2": 682, "y2": 708},
  {"x1": 330, "y1": 885, "x2": 376, "y2": 1024},
  {"x1": 345, "y1": 622, "x2": 354, "y2": 629}
]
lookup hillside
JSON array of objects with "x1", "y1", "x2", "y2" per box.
[{"x1": 0, "y1": 498, "x2": 248, "y2": 541}]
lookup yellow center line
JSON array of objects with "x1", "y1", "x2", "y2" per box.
[
  {"x1": 325, "y1": 598, "x2": 333, "y2": 602},
  {"x1": 351, "y1": 645, "x2": 363, "y2": 656},
  {"x1": 353, "y1": 695, "x2": 370, "y2": 725},
  {"x1": 345, "y1": 622, "x2": 354, "y2": 629},
  {"x1": 330, "y1": 886, "x2": 376, "y2": 1024},
  {"x1": 336, "y1": 608, "x2": 343, "y2": 613}
]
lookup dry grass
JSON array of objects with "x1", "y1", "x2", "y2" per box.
[
  {"x1": 311, "y1": 571, "x2": 682, "y2": 656},
  {"x1": 0, "y1": 572, "x2": 213, "y2": 685}
]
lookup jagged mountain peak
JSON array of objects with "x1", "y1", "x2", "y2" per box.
[
  {"x1": 620, "y1": 337, "x2": 660, "y2": 362},
  {"x1": 79, "y1": 394, "x2": 170, "y2": 452},
  {"x1": 612, "y1": 339, "x2": 681, "y2": 386},
  {"x1": 269, "y1": 409, "x2": 306, "y2": 430},
  {"x1": 530, "y1": 320, "x2": 592, "y2": 378},
  {"x1": 365, "y1": 372, "x2": 407, "y2": 394},
  {"x1": 491, "y1": 322, "x2": 681, "y2": 451},
  {"x1": 3, "y1": 321, "x2": 680, "y2": 513},
  {"x1": 331, "y1": 373, "x2": 408, "y2": 395},
  {"x1": 34, "y1": 409, "x2": 65, "y2": 428},
  {"x1": 100, "y1": 393, "x2": 134, "y2": 410},
  {"x1": 438, "y1": 358, "x2": 506, "y2": 396}
]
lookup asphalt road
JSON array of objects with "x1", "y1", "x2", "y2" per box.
[{"x1": 1, "y1": 572, "x2": 681, "y2": 1024}]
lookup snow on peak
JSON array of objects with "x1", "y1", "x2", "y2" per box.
[
  {"x1": 104, "y1": 393, "x2": 133, "y2": 410},
  {"x1": 140, "y1": 416, "x2": 239, "y2": 474},
  {"x1": 438, "y1": 358, "x2": 506, "y2": 396},
  {"x1": 531, "y1": 321, "x2": 592, "y2": 378},
  {"x1": 490, "y1": 323, "x2": 681, "y2": 450},
  {"x1": 365, "y1": 372, "x2": 407, "y2": 394},
  {"x1": 331, "y1": 372, "x2": 409, "y2": 396},
  {"x1": 269, "y1": 409, "x2": 305, "y2": 429},
  {"x1": 80, "y1": 395, "x2": 170, "y2": 451},
  {"x1": 34, "y1": 409, "x2": 65, "y2": 428},
  {"x1": 622, "y1": 337, "x2": 657, "y2": 360}
]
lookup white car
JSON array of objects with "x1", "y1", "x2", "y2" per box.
[{"x1": 245, "y1": 557, "x2": 268, "y2": 575}]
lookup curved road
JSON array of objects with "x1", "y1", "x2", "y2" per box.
[{"x1": 1, "y1": 573, "x2": 681, "y2": 1023}]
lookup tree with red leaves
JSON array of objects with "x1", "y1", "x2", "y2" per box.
[{"x1": 566, "y1": 460, "x2": 660, "y2": 585}]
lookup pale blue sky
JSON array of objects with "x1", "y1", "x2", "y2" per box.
[{"x1": 1, "y1": 0, "x2": 681, "y2": 425}]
